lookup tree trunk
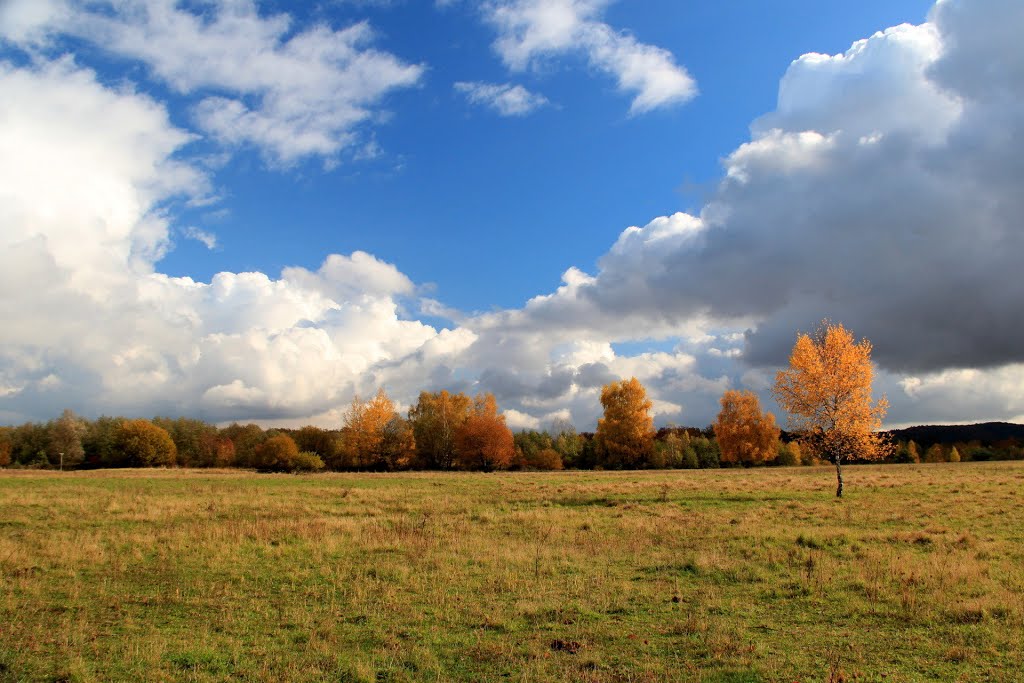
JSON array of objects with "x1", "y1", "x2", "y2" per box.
[{"x1": 835, "y1": 458, "x2": 844, "y2": 498}]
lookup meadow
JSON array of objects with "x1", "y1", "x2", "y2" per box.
[{"x1": 1, "y1": 463, "x2": 1022, "y2": 682}]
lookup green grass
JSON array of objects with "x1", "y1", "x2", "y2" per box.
[{"x1": 1, "y1": 463, "x2": 1023, "y2": 681}]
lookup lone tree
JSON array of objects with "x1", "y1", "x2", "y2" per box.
[
  {"x1": 713, "y1": 390, "x2": 780, "y2": 466},
  {"x1": 595, "y1": 377, "x2": 655, "y2": 469},
  {"x1": 772, "y1": 322, "x2": 890, "y2": 497}
]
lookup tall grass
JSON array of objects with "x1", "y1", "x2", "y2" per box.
[{"x1": 1, "y1": 462, "x2": 1022, "y2": 681}]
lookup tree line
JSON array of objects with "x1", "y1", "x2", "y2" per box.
[{"x1": 2, "y1": 323, "x2": 1022, "y2": 477}]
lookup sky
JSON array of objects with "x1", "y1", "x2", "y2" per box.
[{"x1": 2, "y1": 0, "x2": 1023, "y2": 432}]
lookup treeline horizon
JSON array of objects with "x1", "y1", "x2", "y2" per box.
[{"x1": 2, "y1": 395, "x2": 1023, "y2": 473}]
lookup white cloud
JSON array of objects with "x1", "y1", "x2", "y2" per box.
[
  {"x1": 454, "y1": 80, "x2": 550, "y2": 116},
  {"x1": 884, "y1": 364, "x2": 1024, "y2": 427},
  {"x1": 0, "y1": 58, "x2": 445, "y2": 424},
  {"x1": 1, "y1": 0, "x2": 424, "y2": 166},
  {"x1": 4, "y1": 0, "x2": 1024, "y2": 434},
  {"x1": 755, "y1": 23, "x2": 959, "y2": 143},
  {"x1": 483, "y1": 0, "x2": 696, "y2": 113},
  {"x1": 183, "y1": 227, "x2": 218, "y2": 250},
  {"x1": 436, "y1": 0, "x2": 1024, "y2": 429}
]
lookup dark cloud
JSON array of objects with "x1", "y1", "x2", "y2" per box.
[{"x1": 505, "y1": 1, "x2": 1024, "y2": 375}]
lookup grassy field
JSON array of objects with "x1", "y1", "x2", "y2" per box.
[{"x1": 1, "y1": 463, "x2": 1023, "y2": 682}]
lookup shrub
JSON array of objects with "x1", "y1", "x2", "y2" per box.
[
  {"x1": 528, "y1": 448, "x2": 564, "y2": 471},
  {"x1": 253, "y1": 434, "x2": 301, "y2": 473},
  {"x1": 114, "y1": 419, "x2": 177, "y2": 467},
  {"x1": 775, "y1": 442, "x2": 800, "y2": 467},
  {"x1": 292, "y1": 451, "x2": 325, "y2": 473}
]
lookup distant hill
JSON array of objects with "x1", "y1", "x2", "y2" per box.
[{"x1": 884, "y1": 422, "x2": 1024, "y2": 447}]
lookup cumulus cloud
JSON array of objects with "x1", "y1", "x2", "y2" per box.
[
  {"x1": 454, "y1": 80, "x2": 550, "y2": 116},
  {"x1": 0, "y1": 0, "x2": 424, "y2": 165},
  {"x1": 484, "y1": 2, "x2": 1023, "y2": 376},
  {"x1": 4, "y1": 0, "x2": 1024, "y2": 432},
  {"x1": 483, "y1": 0, "x2": 696, "y2": 113},
  {"x1": 0, "y1": 58, "x2": 445, "y2": 424},
  {"x1": 438, "y1": 0, "x2": 1024, "y2": 428}
]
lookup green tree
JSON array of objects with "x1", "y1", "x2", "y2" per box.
[
  {"x1": 691, "y1": 436, "x2": 721, "y2": 468},
  {"x1": 10, "y1": 423, "x2": 50, "y2": 466},
  {"x1": 83, "y1": 416, "x2": 124, "y2": 467},
  {"x1": 513, "y1": 430, "x2": 553, "y2": 470},
  {"x1": 550, "y1": 420, "x2": 583, "y2": 468},
  {"x1": 656, "y1": 431, "x2": 684, "y2": 469}
]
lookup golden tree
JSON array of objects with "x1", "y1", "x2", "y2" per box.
[
  {"x1": 408, "y1": 390, "x2": 473, "y2": 470},
  {"x1": 454, "y1": 393, "x2": 515, "y2": 471},
  {"x1": 713, "y1": 390, "x2": 780, "y2": 466},
  {"x1": 378, "y1": 415, "x2": 416, "y2": 471},
  {"x1": 114, "y1": 419, "x2": 177, "y2": 468},
  {"x1": 253, "y1": 433, "x2": 300, "y2": 472},
  {"x1": 595, "y1": 377, "x2": 655, "y2": 469},
  {"x1": 772, "y1": 322, "x2": 890, "y2": 497},
  {"x1": 340, "y1": 388, "x2": 401, "y2": 470}
]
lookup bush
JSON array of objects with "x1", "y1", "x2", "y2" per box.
[
  {"x1": 775, "y1": 442, "x2": 800, "y2": 467},
  {"x1": 292, "y1": 451, "x2": 325, "y2": 473},
  {"x1": 528, "y1": 448, "x2": 564, "y2": 471},
  {"x1": 253, "y1": 434, "x2": 301, "y2": 472},
  {"x1": 114, "y1": 420, "x2": 177, "y2": 467},
  {"x1": 252, "y1": 436, "x2": 323, "y2": 472}
]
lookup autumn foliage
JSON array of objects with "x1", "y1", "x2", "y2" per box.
[
  {"x1": 114, "y1": 419, "x2": 177, "y2": 468},
  {"x1": 454, "y1": 393, "x2": 515, "y2": 471},
  {"x1": 339, "y1": 389, "x2": 411, "y2": 470},
  {"x1": 713, "y1": 390, "x2": 780, "y2": 466},
  {"x1": 409, "y1": 390, "x2": 473, "y2": 470},
  {"x1": 772, "y1": 322, "x2": 890, "y2": 496},
  {"x1": 595, "y1": 377, "x2": 655, "y2": 469},
  {"x1": 9, "y1": 347, "x2": 1015, "y2": 475}
]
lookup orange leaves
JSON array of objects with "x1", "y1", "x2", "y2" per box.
[
  {"x1": 713, "y1": 389, "x2": 779, "y2": 466},
  {"x1": 454, "y1": 393, "x2": 515, "y2": 471},
  {"x1": 341, "y1": 388, "x2": 403, "y2": 469},
  {"x1": 409, "y1": 390, "x2": 514, "y2": 470},
  {"x1": 772, "y1": 322, "x2": 890, "y2": 465},
  {"x1": 595, "y1": 377, "x2": 655, "y2": 468},
  {"x1": 409, "y1": 390, "x2": 473, "y2": 470}
]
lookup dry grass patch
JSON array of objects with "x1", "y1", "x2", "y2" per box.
[{"x1": 1, "y1": 463, "x2": 1022, "y2": 681}]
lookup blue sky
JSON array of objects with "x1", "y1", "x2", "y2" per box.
[
  {"x1": 159, "y1": 1, "x2": 935, "y2": 312},
  {"x1": 2, "y1": 0, "x2": 1023, "y2": 431}
]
